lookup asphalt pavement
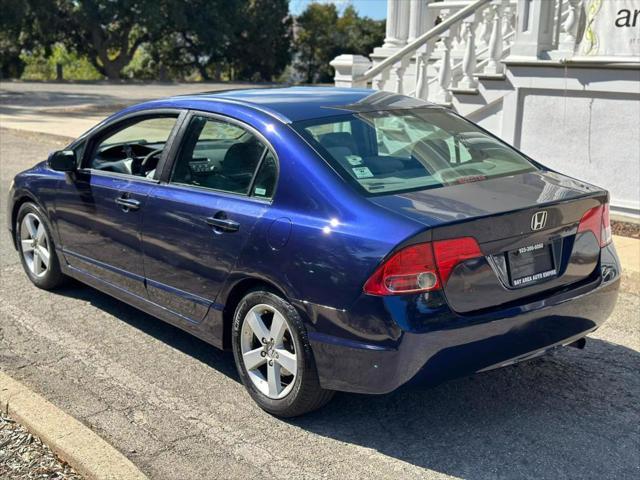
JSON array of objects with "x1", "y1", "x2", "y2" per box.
[
  {"x1": 0, "y1": 81, "x2": 262, "y2": 137},
  {"x1": 0, "y1": 127, "x2": 639, "y2": 479}
]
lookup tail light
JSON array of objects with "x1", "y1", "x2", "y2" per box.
[
  {"x1": 363, "y1": 243, "x2": 440, "y2": 295},
  {"x1": 433, "y1": 237, "x2": 483, "y2": 284},
  {"x1": 577, "y1": 202, "x2": 612, "y2": 247},
  {"x1": 363, "y1": 237, "x2": 482, "y2": 296}
]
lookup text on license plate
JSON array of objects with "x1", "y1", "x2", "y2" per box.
[{"x1": 508, "y1": 242, "x2": 557, "y2": 287}]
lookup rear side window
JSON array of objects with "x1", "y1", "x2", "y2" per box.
[
  {"x1": 251, "y1": 151, "x2": 277, "y2": 199},
  {"x1": 171, "y1": 115, "x2": 276, "y2": 198},
  {"x1": 294, "y1": 109, "x2": 536, "y2": 195}
]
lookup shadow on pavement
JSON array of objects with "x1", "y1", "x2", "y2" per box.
[
  {"x1": 52, "y1": 281, "x2": 639, "y2": 479},
  {"x1": 52, "y1": 280, "x2": 240, "y2": 381},
  {"x1": 290, "y1": 339, "x2": 639, "y2": 479},
  {"x1": 1, "y1": 89, "x2": 112, "y2": 106},
  {"x1": 0, "y1": 90, "x2": 123, "y2": 116}
]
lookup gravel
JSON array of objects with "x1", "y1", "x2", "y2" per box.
[
  {"x1": 612, "y1": 220, "x2": 640, "y2": 239},
  {"x1": 0, "y1": 411, "x2": 82, "y2": 480}
]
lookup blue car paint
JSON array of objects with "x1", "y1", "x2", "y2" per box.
[
  {"x1": 142, "y1": 182, "x2": 271, "y2": 321},
  {"x1": 55, "y1": 170, "x2": 158, "y2": 298},
  {"x1": 7, "y1": 88, "x2": 621, "y2": 394}
]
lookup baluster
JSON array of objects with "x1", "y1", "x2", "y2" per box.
[
  {"x1": 375, "y1": 70, "x2": 390, "y2": 91},
  {"x1": 435, "y1": 34, "x2": 452, "y2": 104},
  {"x1": 393, "y1": 57, "x2": 409, "y2": 95},
  {"x1": 553, "y1": 0, "x2": 563, "y2": 45},
  {"x1": 459, "y1": 17, "x2": 478, "y2": 90},
  {"x1": 415, "y1": 41, "x2": 434, "y2": 100},
  {"x1": 484, "y1": 3, "x2": 504, "y2": 75},
  {"x1": 559, "y1": 0, "x2": 581, "y2": 52},
  {"x1": 436, "y1": 8, "x2": 452, "y2": 55},
  {"x1": 450, "y1": 16, "x2": 463, "y2": 53},
  {"x1": 476, "y1": 6, "x2": 492, "y2": 49},
  {"x1": 502, "y1": 2, "x2": 516, "y2": 46}
]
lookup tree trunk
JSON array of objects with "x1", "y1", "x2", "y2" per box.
[
  {"x1": 102, "y1": 61, "x2": 123, "y2": 80},
  {"x1": 91, "y1": 33, "x2": 142, "y2": 80},
  {"x1": 196, "y1": 63, "x2": 210, "y2": 81}
]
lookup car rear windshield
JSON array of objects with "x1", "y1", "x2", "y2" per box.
[{"x1": 293, "y1": 108, "x2": 537, "y2": 195}]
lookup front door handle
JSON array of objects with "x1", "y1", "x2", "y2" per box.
[
  {"x1": 115, "y1": 196, "x2": 141, "y2": 212},
  {"x1": 206, "y1": 216, "x2": 240, "y2": 233}
]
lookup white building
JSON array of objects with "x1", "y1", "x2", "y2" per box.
[{"x1": 331, "y1": 0, "x2": 640, "y2": 220}]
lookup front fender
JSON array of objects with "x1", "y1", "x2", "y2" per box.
[{"x1": 8, "y1": 164, "x2": 64, "y2": 249}]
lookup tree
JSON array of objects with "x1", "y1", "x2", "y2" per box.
[
  {"x1": 337, "y1": 6, "x2": 385, "y2": 58},
  {"x1": 146, "y1": 0, "x2": 241, "y2": 81},
  {"x1": 0, "y1": 0, "x2": 27, "y2": 78},
  {"x1": 231, "y1": 0, "x2": 292, "y2": 81},
  {"x1": 293, "y1": 3, "x2": 339, "y2": 83},
  {"x1": 293, "y1": 4, "x2": 384, "y2": 84},
  {"x1": 0, "y1": 0, "x2": 61, "y2": 78},
  {"x1": 51, "y1": 0, "x2": 170, "y2": 80}
]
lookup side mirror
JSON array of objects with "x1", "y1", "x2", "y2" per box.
[{"x1": 48, "y1": 150, "x2": 77, "y2": 172}]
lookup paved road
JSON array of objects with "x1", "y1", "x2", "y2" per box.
[
  {"x1": 0, "y1": 81, "x2": 262, "y2": 137},
  {"x1": 1, "y1": 128, "x2": 639, "y2": 479}
]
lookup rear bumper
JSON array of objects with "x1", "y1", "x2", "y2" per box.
[{"x1": 300, "y1": 244, "x2": 621, "y2": 394}]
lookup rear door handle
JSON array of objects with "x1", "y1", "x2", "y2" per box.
[
  {"x1": 206, "y1": 216, "x2": 240, "y2": 233},
  {"x1": 115, "y1": 196, "x2": 141, "y2": 211}
]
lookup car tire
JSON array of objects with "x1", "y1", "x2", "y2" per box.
[
  {"x1": 16, "y1": 202, "x2": 67, "y2": 290},
  {"x1": 232, "y1": 289, "x2": 334, "y2": 417}
]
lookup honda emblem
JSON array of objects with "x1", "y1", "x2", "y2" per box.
[{"x1": 531, "y1": 211, "x2": 548, "y2": 231}]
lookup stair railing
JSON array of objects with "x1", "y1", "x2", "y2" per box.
[
  {"x1": 332, "y1": 0, "x2": 581, "y2": 105},
  {"x1": 352, "y1": 0, "x2": 493, "y2": 88}
]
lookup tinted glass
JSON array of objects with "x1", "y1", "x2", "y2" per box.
[
  {"x1": 294, "y1": 109, "x2": 536, "y2": 195},
  {"x1": 171, "y1": 116, "x2": 267, "y2": 195},
  {"x1": 251, "y1": 151, "x2": 277, "y2": 199},
  {"x1": 89, "y1": 116, "x2": 177, "y2": 178}
]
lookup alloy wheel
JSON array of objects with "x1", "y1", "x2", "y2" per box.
[
  {"x1": 240, "y1": 304, "x2": 297, "y2": 399},
  {"x1": 20, "y1": 213, "x2": 51, "y2": 278}
]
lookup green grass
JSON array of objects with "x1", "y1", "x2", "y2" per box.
[{"x1": 21, "y1": 44, "x2": 103, "y2": 81}]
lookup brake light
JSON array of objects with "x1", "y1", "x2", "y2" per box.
[
  {"x1": 363, "y1": 243, "x2": 440, "y2": 295},
  {"x1": 433, "y1": 237, "x2": 483, "y2": 284},
  {"x1": 363, "y1": 237, "x2": 483, "y2": 296},
  {"x1": 577, "y1": 203, "x2": 611, "y2": 247}
]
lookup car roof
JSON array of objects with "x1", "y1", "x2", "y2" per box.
[{"x1": 147, "y1": 87, "x2": 435, "y2": 124}]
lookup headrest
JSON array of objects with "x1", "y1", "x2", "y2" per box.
[
  {"x1": 319, "y1": 132, "x2": 356, "y2": 151},
  {"x1": 223, "y1": 141, "x2": 264, "y2": 175}
]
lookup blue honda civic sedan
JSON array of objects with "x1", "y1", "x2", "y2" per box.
[{"x1": 8, "y1": 87, "x2": 621, "y2": 416}]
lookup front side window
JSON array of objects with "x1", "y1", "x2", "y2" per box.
[
  {"x1": 171, "y1": 115, "x2": 276, "y2": 197},
  {"x1": 294, "y1": 108, "x2": 537, "y2": 195},
  {"x1": 88, "y1": 116, "x2": 178, "y2": 178}
]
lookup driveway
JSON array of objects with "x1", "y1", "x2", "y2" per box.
[{"x1": 0, "y1": 128, "x2": 638, "y2": 479}]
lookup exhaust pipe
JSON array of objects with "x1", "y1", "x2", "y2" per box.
[{"x1": 568, "y1": 338, "x2": 587, "y2": 349}]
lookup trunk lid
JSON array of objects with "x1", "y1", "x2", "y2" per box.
[{"x1": 370, "y1": 170, "x2": 607, "y2": 313}]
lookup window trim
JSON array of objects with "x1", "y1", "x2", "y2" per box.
[
  {"x1": 159, "y1": 109, "x2": 280, "y2": 202},
  {"x1": 77, "y1": 109, "x2": 188, "y2": 182}
]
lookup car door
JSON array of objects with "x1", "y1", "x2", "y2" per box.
[
  {"x1": 141, "y1": 112, "x2": 278, "y2": 322},
  {"x1": 55, "y1": 111, "x2": 183, "y2": 297}
]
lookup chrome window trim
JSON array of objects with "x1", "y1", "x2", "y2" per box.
[{"x1": 160, "y1": 109, "x2": 280, "y2": 202}]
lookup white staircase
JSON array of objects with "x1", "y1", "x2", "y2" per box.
[{"x1": 331, "y1": 0, "x2": 575, "y2": 118}]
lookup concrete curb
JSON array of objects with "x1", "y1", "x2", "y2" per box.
[{"x1": 0, "y1": 371, "x2": 148, "y2": 480}]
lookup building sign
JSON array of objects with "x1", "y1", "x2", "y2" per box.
[{"x1": 579, "y1": 0, "x2": 640, "y2": 57}]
